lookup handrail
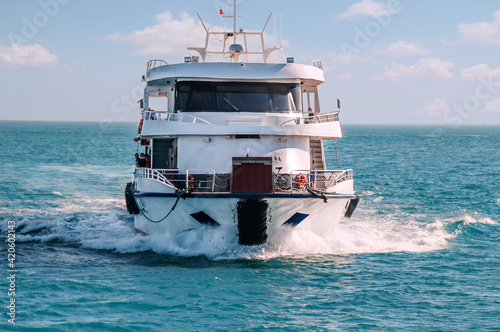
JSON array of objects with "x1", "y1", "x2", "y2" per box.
[
  {"x1": 288, "y1": 169, "x2": 353, "y2": 193},
  {"x1": 139, "y1": 168, "x2": 217, "y2": 192},
  {"x1": 143, "y1": 111, "x2": 213, "y2": 124},
  {"x1": 138, "y1": 167, "x2": 351, "y2": 194},
  {"x1": 330, "y1": 169, "x2": 353, "y2": 186},
  {"x1": 310, "y1": 60, "x2": 323, "y2": 70},
  {"x1": 280, "y1": 111, "x2": 340, "y2": 126},
  {"x1": 146, "y1": 59, "x2": 167, "y2": 74},
  {"x1": 135, "y1": 168, "x2": 176, "y2": 190},
  {"x1": 166, "y1": 113, "x2": 213, "y2": 124}
]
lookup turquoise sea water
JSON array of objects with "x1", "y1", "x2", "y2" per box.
[{"x1": 1, "y1": 121, "x2": 499, "y2": 331}]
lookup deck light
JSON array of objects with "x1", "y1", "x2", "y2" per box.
[
  {"x1": 287, "y1": 57, "x2": 294, "y2": 63},
  {"x1": 184, "y1": 57, "x2": 192, "y2": 63}
]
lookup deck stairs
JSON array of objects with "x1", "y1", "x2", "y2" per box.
[{"x1": 310, "y1": 139, "x2": 327, "y2": 190}]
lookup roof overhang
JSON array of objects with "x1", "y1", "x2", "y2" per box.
[{"x1": 147, "y1": 62, "x2": 325, "y2": 87}]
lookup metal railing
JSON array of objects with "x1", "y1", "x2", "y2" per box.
[
  {"x1": 286, "y1": 169, "x2": 353, "y2": 193},
  {"x1": 146, "y1": 59, "x2": 167, "y2": 74},
  {"x1": 137, "y1": 167, "x2": 352, "y2": 194},
  {"x1": 143, "y1": 111, "x2": 213, "y2": 124},
  {"x1": 137, "y1": 168, "x2": 217, "y2": 192},
  {"x1": 280, "y1": 111, "x2": 340, "y2": 126},
  {"x1": 310, "y1": 60, "x2": 323, "y2": 70},
  {"x1": 135, "y1": 168, "x2": 176, "y2": 189}
]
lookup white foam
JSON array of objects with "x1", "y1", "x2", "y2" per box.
[
  {"x1": 59, "y1": 211, "x2": 456, "y2": 259},
  {"x1": 463, "y1": 215, "x2": 498, "y2": 225},
  {"x1": 8, "y1": 203, "x2": 497, "y2": 260}
]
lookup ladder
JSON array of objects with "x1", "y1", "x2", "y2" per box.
[
  {"x1": 310, "y1": 138, "x2": 326, "y2": 190},
  {"x1": 310, "y1": 138, "x2": 325, "y2": 171}
]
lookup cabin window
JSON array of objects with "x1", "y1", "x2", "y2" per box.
[{"x1": 175, "y1": 82, "x2": 298, "y2": 113}]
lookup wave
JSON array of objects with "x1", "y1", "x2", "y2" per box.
[
  {"x1": 6, "y1": 207, "x2": 494, "y2": 260},
  {"x1": 462, "y1": 215, "x2": 498, "y2": 225}
]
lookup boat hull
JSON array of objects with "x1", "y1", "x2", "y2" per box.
[{"x1": 132, "y1": 192, "x2": 355, "y2": 243}]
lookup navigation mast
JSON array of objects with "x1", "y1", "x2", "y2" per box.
[{"x1": 187, "y1": 1, "x2": 282, "y2": 63}]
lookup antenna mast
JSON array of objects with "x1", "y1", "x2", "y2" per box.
[
  {"x1": 187, "y1": 1, "x2": 282, "y2": 63},
  {"x1": 220, "y1": 1, "x2": 238, "y2": 44}
]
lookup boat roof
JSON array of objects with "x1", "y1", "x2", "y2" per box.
[{"x1": 146, "y1": 62, "x2": 325, "y2": 86}]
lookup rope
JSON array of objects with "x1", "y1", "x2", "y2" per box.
[
  {"x1": 305, "y1": 184, "x2": 332, "y2": 203},
  {"x1": 133, "y1": 183, "x2": 197, "y2": 223}
]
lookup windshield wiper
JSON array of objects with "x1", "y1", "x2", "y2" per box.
[{"x1": 224, "y1": 98, "x2": 239, "y2": 111}]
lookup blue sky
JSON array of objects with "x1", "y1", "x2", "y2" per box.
[{"x1": 1, "y1": 0, "x2": 500, "y2": 125}]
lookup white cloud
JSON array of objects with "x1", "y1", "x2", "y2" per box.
[
  {"x1": 106, "y1": 11, "x2": 207, "y2": 57},
  {"x1": 337, "y1": 73, "x2": 353, "y2": 80},
  {"x1": 0, "y1": 44, "x2": 59, "y2": 67},
  {"x1": 338, "y1": 0, "x2": 400, "y2": 20},
  {"x1": 414, "y1": 98, "x2": 449, "y2": 117},
  {"x1": 455, "y1": 10, "x2": 500, "y2": 44},
  {"x1": 483, "y1": 99, "x2": 500, "y2": 113},
  {"x1": 382, "y1": 41, "x2": 431, "y2": 57},
  {"x1": 375, "y1": 58, "x2": 454, "y2": 82},
  {"x1": 460, "y1": 64, "x2": 500, "y2": 80},
  {"x1": 106, "y1": 11, "x2": 285, "y2": 62},
  {"x1": 322, "y1": 53, "x2": 378, "y2": 71}
]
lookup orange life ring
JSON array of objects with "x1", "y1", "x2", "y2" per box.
[
  {"x1": 138, "y1": 119, "x2": 143, "y2": 134},
  {"x1": 188, "y1": 174, "x2": 195, "y2": 186},
  {"x1": 296, "y1": 173, "x2": 306, "y2": 189}
]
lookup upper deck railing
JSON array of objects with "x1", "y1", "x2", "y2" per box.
[
  {"x1": 280, "y1": 111, "x2": 340, "y2": 126},
  {"x1": 146, "y1": 59, "x2": 167, "y2": 75},
  {"x1": 144, "y1": 111, "x2": 213, "y2": 124},
  {"x1": 310, "y1": 60, "x2": 323, "y2": 70},
  {"x1": 144, "y1": 110, "x2": 338, "y2": 126}
]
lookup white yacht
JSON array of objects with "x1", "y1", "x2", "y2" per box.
[{"x1": 125, "y1": 5, "x2": 359, "y2": 245}]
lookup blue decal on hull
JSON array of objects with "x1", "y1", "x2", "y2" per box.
[
  {"x1": 190, "y1": 211, "x2": 220, "y2": 226},
  {"x1": 282, "y1": 212, "x2": 309, "y2": 227}
]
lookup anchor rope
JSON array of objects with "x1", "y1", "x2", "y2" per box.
[
  {"x1": 133, "y1": 183, "x2": 197, "y2": 223},
  {"x1": 304, "y1": 184, "x2": 334, "y2": 203}
]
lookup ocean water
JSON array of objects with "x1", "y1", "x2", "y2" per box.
[{"x1": 1, "y1": 121, "x2": 499, "y2": 331}]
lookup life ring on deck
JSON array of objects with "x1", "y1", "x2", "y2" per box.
[
  {"x1": 138, "y1": 119, "x2": 143, "y2": 134},
  {"x1": 188, "y1": 174, "x2": 195, "y2": 187},
  {"x1": 296, "y1": 173, "x2": 306, "y2": 189}
]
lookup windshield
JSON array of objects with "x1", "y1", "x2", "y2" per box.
[{"x1": 175, "y1": 82, "x2": 298, "y2": 113}]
